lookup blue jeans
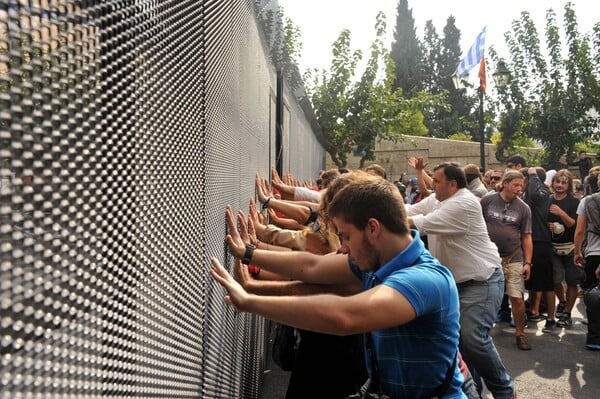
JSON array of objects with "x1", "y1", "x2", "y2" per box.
[{"x1": 458, "y1": 267, "x2": 514, "y2": 399}]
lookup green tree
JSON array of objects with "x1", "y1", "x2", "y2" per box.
[
  {"x1": 390, "y1": 0, "x2": 423, "y2": 97},
  {"x1": 496, "y1": 2, "x2": 600, "y2": 167},
  {"x1": 305, "y1": 12, "x2": 429, "y2": 168},
  {"x1": 255, "y1": 3, "x2": 304, "y2": 90},
  {"x1": 421, "y1": 16, "x2": 478, "y2": 138},
  {"x1": 421, "y1": 21, "x2": 442, "y2": 94}
]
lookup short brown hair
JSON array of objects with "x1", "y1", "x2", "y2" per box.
[
  {"x1": 319, "y1": 168, "x2": 341, "y2": 189},
  {"x1": 364, "y1": 163, "x2": 387, "y2": 179},
  {"x1": 463, "y1": 164, "x2": 482, "y2": 183},
  {"x1": 327, "y1": 171, "x2": 409, "y2": 235}
]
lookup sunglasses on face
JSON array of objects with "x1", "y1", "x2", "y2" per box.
[
  {"x1": 506, "y1": 163, "x2": 514, "y2": 169},
  {"x1": 490, "y1": 176, "x2": 502, "y2": 181}
]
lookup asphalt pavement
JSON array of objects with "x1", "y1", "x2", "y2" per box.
[{"x1": 259, "y1": 297, "x2": 599, "y2": 399}]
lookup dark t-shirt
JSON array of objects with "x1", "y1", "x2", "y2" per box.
[
  {"x1": 548, "y1": 194, "x2": 580, "y2": 243},
  {"x1": 523, "y1": 173, "x2": 552, "y2": 242},
  {"x1": 577, "y1": 157, "x2": 593, "y2": 178},
  {"x1": 481, "y1": 193, "x2": 532, "y2": 261}
]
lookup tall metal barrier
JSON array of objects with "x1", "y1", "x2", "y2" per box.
[{"x1": 0, "y1": 0, "x2": 324, "y2": 397}]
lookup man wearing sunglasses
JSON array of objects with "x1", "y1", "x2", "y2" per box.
[{"x1": 487, "y1": 170, "x2": 504, "y2": 192}]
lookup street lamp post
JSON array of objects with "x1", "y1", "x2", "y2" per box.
[
  {"x1": 453, "y1": 60, "x2": 510, "y2": 172},
  {"x1": 478, "y1": 61, "x2": 511, "y2": 172},
  {"x1": 492, "y1": 60, "x2": 511, "y2": 88},
  {"x1": 478, "y1": 85, "x2": 485, "y2": 172}
]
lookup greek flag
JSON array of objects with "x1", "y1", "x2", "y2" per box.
[{"x1": 455, "y1": 26, "x2": 486, "y2": 78}]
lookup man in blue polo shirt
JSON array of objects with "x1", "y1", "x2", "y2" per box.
[{"x1": 210, "y1": 171, "x2": 467, "y2": 398}]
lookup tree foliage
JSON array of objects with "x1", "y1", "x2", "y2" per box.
[
  {"x1": 305, "y1": 12, "x2": 430, "y2": 168},
  {"x1": 390, "y1": 0, "x2": 422, "y2": 97},
  {"x1": 496, "y1": 2, "x2": 600, "y2": 167},
  {"x1": 254, "y1": 3, "x2": 304, "y2": 90},
  {"x1": 419, "y1": 16, "x2": 478, "y2": 138}
]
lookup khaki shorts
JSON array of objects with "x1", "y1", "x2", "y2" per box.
[{"x1": 502, "y1": 261, "x2": 526, "y2": 298}]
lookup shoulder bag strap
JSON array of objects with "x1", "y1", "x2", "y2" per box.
[{"x1": 428, "y1": 350, "x2": 458, "y2": 399}]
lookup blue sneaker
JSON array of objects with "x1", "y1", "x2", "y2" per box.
[{"x1": 585, "y1": 344, "x2": 600, "y2": 351}]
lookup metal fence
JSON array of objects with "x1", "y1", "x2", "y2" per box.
[{"x1": 0, "y1": 0, "x2": 324, "y2": 397}]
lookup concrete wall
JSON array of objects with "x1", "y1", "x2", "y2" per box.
[{"x1": 326, "y1": 135, "x2": 583, "y2": 182}]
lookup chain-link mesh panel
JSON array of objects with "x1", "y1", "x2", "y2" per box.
[{"x1": 1, "y1": 0, "x2": 324, "y2": 398}]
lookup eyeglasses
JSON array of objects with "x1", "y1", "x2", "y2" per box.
[{"x1": 490, "y1": 176, "x2": 502, "y2": 181}]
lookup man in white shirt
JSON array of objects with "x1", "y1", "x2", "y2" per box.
[{"x1": 406, "y1": 161, "x2": 515, "y2": 399}]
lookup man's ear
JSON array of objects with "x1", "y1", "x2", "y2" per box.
[
  {"x1": 449, "y1": 179, "x2": 458, "y2": 190},
  {"x1": 366, "y1": 218, "x2": 381, "y2": 237}
]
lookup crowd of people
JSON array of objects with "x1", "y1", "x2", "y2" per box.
[{"x1": 208, "y1": 154, "x2": 600, "y2": 399}]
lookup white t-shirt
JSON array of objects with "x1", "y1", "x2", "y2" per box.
[
  {"x1": 293, "y1": 186, "x2": 322, "y2": 203},
  {"x1": 406, "y1": 188, "x2": 501, "y2": 283},
  {"x1": 576, "y1": 196, "x2": 600, "y2": 256}
]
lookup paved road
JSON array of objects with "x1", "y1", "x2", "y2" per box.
[
  {"x1": 260, "y1": 298, "x2": 599, "y2": 399},
  {"x1": 484, "y1": 299, "x2": 598, "y2": 398}
]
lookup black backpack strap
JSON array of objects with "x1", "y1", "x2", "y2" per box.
[{"x1": 428, "y1": 350, "x2": 458, "y2": 398}]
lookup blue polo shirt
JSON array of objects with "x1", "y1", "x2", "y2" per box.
[{"x1": 349, "y1": 230, "x2": 465, "y2": 398}]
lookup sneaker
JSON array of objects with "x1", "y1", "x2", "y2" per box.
[
  {"x1": 556, "y1": 301, "x2": 566, "y2": 317},
  {"x1": 586, "y1": 344, "x2": 600, "y2": 351},
  {"x1": 516, "y1": 335, "x2": 532, "y2": 351},
  {"x1": 556, "y1": 313, "x2": 572, "y2": 328},
  {"x1": 528, "y1": 313, "x2": 545, "y2": 322},
  {"x1": 542, "y1": 319, "x2": 556, "y2": 333}
]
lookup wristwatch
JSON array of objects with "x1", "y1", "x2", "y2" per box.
[
  {"x1": 242, "y1": 243, "x2": 256, "y2": 265},
  {"x1": 523, "y1": 262, "x2": 532, "y2": 267}
]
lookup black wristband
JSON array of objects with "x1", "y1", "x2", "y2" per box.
[
  {"x1": 261, "y1": 197, "x2": 271, "y2": 211},
  {"x1": 242, "y1": 243, "x2": 256, "y2": 265}
]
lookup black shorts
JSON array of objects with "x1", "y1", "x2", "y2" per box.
[{"x1": 526, "y1": 241, "x2": 554, "y2": 292}]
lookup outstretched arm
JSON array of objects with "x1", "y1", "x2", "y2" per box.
[
  {"x1": 271, "y1": 166, "x2": 296, "y2": 200},
  {"x1": 225, "y1": 205, "x2": 354, "y2": 284},
  {"x1": 257, "y1": 173, "x2": 313, "y2": 225},
  {"x1": 209, "y1": 257, "x2": 416, "y2": 335},
  {"x1": 233, "y1": 257, "x2": 361, "y2": 296},
  {"x1": 267, "y1": 209, "x2": 306, "y2": 231}
]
